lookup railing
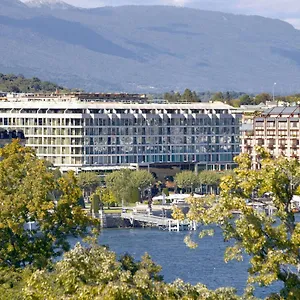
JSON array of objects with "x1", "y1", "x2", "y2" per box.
[{"x1": 121, "y1": 212, "x2": 197, "y2": 232}]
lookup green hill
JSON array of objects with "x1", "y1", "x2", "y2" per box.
[{"x1": 0, "y1": 73, "x2": 67, "y2": 93}]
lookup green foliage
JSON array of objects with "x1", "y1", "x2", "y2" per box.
[
  {"x1": 198, "y1": 170, "x2": 221, "y2": 186},
  {"x1": 198, "y1": 170, "x2": 227, "y2": 194},
  {"x1": 0, "y1": 140, "x2": 99, "y2": 269},
  {"x1": 164, "y1": 91, "x2": 181, "y2": 102},
  {"x1": 162, "y1": 187, "x2": 169, "y2": 196},
  {"x1": 212, "y1": 91, "x2": 224, "y2": 102},
  {"x1": 0, "y1": 267, "x2": 30, "y2": 300},
  {"x1": 131, "y1": 170, "x2": 155, "y2": 191},
  {"x1": 105, "y1": 169, "x2": 134, "y2": 204},
  {"x1": 3, "y1": 243, "x2": 240, "y2": 299},
  {"x1": 91, "y1": 193, "x2": 101, "y2": 214},
  {"x1": 77, "y1": 195, "x2": 85, "y2": 208},
  {"x1": 94, "y1": 187, "x2": 117, "y2": 208},
  {"x1": 77, "y1": 171, "x2": 101, "y2": 197},
  {"x1": 198, "y1": 91, "x2": 300, "y2": 107},
  {"x1": 175, "y1": 171, "x2": 198, "y2": 192},
  {"x1": 164, "y1": 89, "x2": 200, "y2": 102},
  {"x1": 181, "y1": 88, "x2": 199, "y2": 102},
  {"x1": 254, "y1": 93, "x2": 272, "y2": 104},
  {"x1": 239, "y1": 94, "x2": 253, "y2": 105},
  {"x1": 0, "y1": 73, "x2": 69, "y2": 93},
  {"x1": 0, "y1": 145, "x2": 246, "y2": 299},
  {"x1": 131, "y1": 187, "x2": 140, "y2": 203},
  {"x1": 188, "y1": 149, "x2": 300, "y2": 298},
  {"x1": 227, "y1": 98, "x2": 241, "y2": 107},
  {"x1": 105, "y1": 169, "x2": 154, "y2": 204},
  {"x1": 171, "y1": 206, "x2": 185, "y2": 221}
]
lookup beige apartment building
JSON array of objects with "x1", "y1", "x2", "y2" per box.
[
  {"x1": 0, "y1": 93, "x2": 241, "y2": 173},
  {"x1": 241, "y1": 106, "x2": 300, "y2": 166}
]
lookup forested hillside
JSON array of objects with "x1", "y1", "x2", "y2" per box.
[
  {"x1": 1, "y1": 1, "x2": 300, "y2": 92},
  {"x1": 0, "y1": 73, "x2": 67, "y2": 93}
]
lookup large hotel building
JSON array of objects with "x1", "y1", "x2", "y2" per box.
[
  {"x1": 241, "y1": 106, "x2": 300, "y2": 166},
  {"x1": 0, "y1": 93, "x2": 241, "y2": 172}
]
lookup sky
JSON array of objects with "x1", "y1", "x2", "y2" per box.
[{"x1": 58, "y1": 0, "x2": 300, "y2": 29}]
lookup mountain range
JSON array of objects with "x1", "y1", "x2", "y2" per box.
[{"x1": 0, "y1": 0, "x2": 300, "y2": 92}]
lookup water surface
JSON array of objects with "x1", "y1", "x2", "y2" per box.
[{"x1": 99, "y1": 227, "x2": 281, "y2": 297}]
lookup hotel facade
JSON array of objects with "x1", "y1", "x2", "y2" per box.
[
  {"x1": 0, "y1": 93, "x2": 241, "y2": 172},
  {"x1": 241, "y1": 106, "x2": 300, "y2": 166}
]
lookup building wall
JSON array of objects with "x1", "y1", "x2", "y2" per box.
[
  {"x1": 0, "y1": 128, "x2": 25, "y2": 147},
  {"x1": 241, "y1": 106, "x2": 300, "y2": 166},
  {"x1": 0, "y1": 98, "x2": 241, "y2": 172}
]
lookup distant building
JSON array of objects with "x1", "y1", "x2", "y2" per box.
[
  {"x1": 5, "y1": 92, "x2": 148, "y2": 103},
  {"x1": 0, "y1": 93, "x2": 241, "y2": 172},
  {"x1": 0, "y1": 92, "x2": 7, "y2": 101},
  {"x1": 241, "y1": 106, "x2": 300, "y2": 167}
]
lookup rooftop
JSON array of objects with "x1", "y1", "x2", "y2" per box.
[
  {"x1": 0, "y1": 100, "x2": 235, "y2": 110},
  {"x1": 261, "y1": 106, "x2": 300, "y2": 117}
]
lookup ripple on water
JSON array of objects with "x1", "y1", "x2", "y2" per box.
[{"x1": 99, "y1": 227, "x2": 282, "y2": 297}]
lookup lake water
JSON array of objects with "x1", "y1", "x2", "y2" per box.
[{"x1": 99, "y1": 227, "x2": 281, "y2": 298}]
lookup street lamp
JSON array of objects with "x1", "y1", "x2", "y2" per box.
[{"x1": 273, "y1": 82, "x2": 277, "y2": 104}]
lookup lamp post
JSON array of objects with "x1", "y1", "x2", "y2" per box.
[{"x1": 273, "y1": 82, "x2": 277, "y2": 104}]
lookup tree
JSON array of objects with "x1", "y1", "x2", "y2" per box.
[
  {"x1": 228, "y1": 98, "x2": 241, "y2": 107},
  {"x1": 212, "y1": 92, "x2": 224, "y2": 102},
  {"x1": 105, "y1": 169, "x2": 154, "y2": 204},
  {"x1": 175, "y1": 171, "x2": 198, "y2": 193},
  {"x1": 171, "y1": 206, "x2": 185, "y2": 221},
  {"x1": 77, "y1": 171, "x2": 101, "y2": 198},
  {"x1": 0, "y1": 140, "x2": 98, "y2": 269},
  {"x1": 94, "y1": 187, "x2": 117, "y2": 208},
  {"x1": 131, "y1": 170, "x2": 155, "y2": 200},
  {"x1": 105, "y1": 169, "x2": 134, "y2": 204},
  {"x1": 91, "y1": 193, "x2": 101, "y2": 214},
  {"x1": 198, "y1": 170, "x2": 222, "y2": 194},
  {"x1": 16, "y1": 243, "x2": 239, "y2": 299},
  {"x1": 188, "y1": 149, "x2": 300, "y2": 298},
  {"x1": 164, "y1": 91, "x2": 181, "y2": 102},
  {"x1": 162, "y1": 187, "x2": 169, "y2": 196},
  {"x1": 239, "y1": 94, "x2": 253, "y2": 105},
  {"x1": 0, "y1": 73, "x2": 68, "y2": 93},
  {"x1": 192, "y1": 91, "x2": 200, "y2": 102},
  {"x1": 225, "y1": 91, "x2": 231, "y2": 101},
  {"x1": 254, "y1": 93, "x2": 272, "y2": 104},
  {"x1": 181, "y1": 88, "x2": 194, "y2": 102}
]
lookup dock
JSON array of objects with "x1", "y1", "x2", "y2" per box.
[{"x1": 121, "y1": 212, "x2": 197, "y2": 232}]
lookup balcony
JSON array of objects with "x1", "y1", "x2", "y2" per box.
[
  {"x1": 279, "y1": 144, "x2": 286, "y2": 150},
  {"x1": 292, "y1": 140, "x2": 299, "y2": 149},
  {"x1": 257, "y1": 139, "x2": 264, "y2": 146}
]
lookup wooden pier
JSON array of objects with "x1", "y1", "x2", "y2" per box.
[{"x1": 121, "y1": 212, "x2": 197, "y2": 232}]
